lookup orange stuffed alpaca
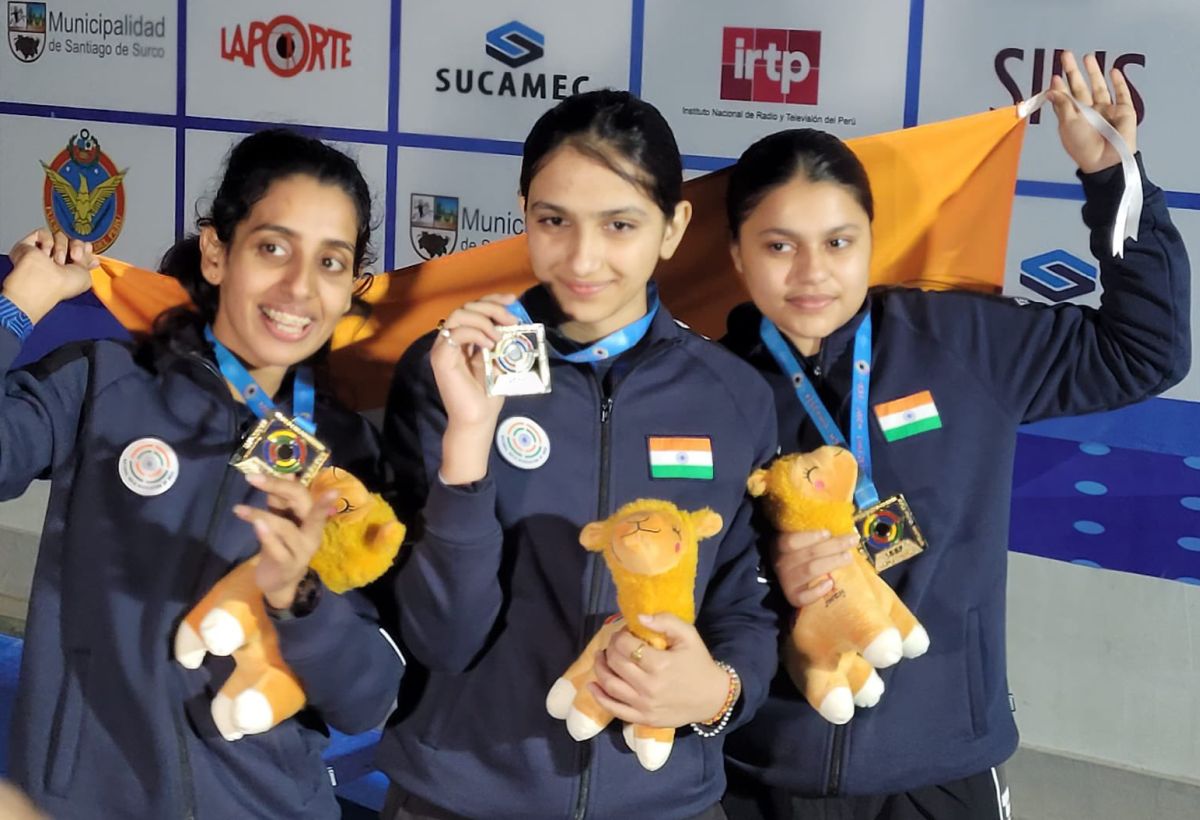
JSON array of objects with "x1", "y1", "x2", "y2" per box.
[
  {"x1": 545, "y1": 499, "x2": 723, "y2": 771},
  {"x1": 747, "y1": 446, "x2": 929, "y2": 724},
  {"x1": 174, "y1": 466, "x2": 405, "y2": 741}
]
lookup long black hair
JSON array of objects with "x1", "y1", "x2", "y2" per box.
[
  {"x1": 154, "y1": 128, "x2": 375, "y2": 345},
  {"x1": 726, "y1": 128, "x2": 874, "y2": 238},
  {"x1": 520, "y1": 89, "x2": 683, "y2": 218}
]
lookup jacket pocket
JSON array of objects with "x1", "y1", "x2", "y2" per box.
[
  {"x1": 45, "y1": 649, "x2": 90, "y2": 798},
  {"x1": 270, "y1": 720, "x2": 322, "y2": 807},
  {"x1": 965, "y1": 609, "x2": 988, "y2": 737}
]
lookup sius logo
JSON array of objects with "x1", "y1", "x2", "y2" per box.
[
  {"x1": 435, "y1": 20, "x2": 587, "y2": 101},
  {"x1": 485, "y1": 20, "x2": 543, "y2": 68},
  {"x1": 1019, "y1": 249, "x2": 1097, "y2": 302},
  {"x1": 721, "y1": 27, "x2": 821, "y2": 105},
  {"x1": 221, "y1": 15, "x2": 352, "y2": 78},
  {"x1": 995, "y1": 48, "x2": 1145, "y2": 125}
]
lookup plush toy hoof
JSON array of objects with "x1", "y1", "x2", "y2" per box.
[
  {"x1": 622, "y1": 723, "x2": 637, "y2": 752},
  {"x1": 634, "y1": 738, "x2": 673, "y2": 771},
  {"x1": 853, "y1": 669, "x2": 885, "y2": 708},
  {"x1": 233, "y1": 690, "x2": 275, "y2": 735},
  {"x1": 545, "y1": 679, "x2": 576, "y2": 720},
  {"x1": 818, "y1": 688, "x2": 855, "y2": 724},
  {"x1": 211, "y1": 694, "x2": 243, "y2": 741},
  {"x1": 862, "y1": 628, "x2": 903, "y2": 669},
  {"x1": 174, "y1": 622, "x2": 207, "y2": 669},
  {"x1": 199, "y1": 609, "x2": 246, "y2": 657},
  {"x1": 566, "y1": 707, "x2": 604, "y2": 741},
  {"x1": 902, "y1": 625, "x2": 930, "y2": 658}
]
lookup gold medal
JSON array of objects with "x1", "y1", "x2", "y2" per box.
[
  {"x1": 484, "y1": 323, "x2": 552, "y2": 397},
  {"x1": 854, "y1": 494, "x2": 927, "y2": 571},
  {"x1": 230, "y1": 411, "x2": 330, "y2": 487}
]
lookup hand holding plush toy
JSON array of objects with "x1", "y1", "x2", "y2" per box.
[
  {"x1": 174, "y1": 466, "x2": 405, "y2": 740},
  {"x1": 546, "y1": 499, "x2": 723, "y2": 771},
  {"x1": 747, "y1": 446, "x2": 929, "y2": 724}
]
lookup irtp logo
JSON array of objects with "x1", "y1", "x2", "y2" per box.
[
  {"x1": 41, "y1": 129, "x2": 128, "y2": 253},
  {"x1": 995, "y1": 48, "x2": 1145, "y2": 125},
  {"x1": 485, "y1": 20, "x2": 543, "y2": 68},
  {"x1": 7, "y1": 1, "x2": 46, "y2": 62},
  {"x1": 221, "y1": 15, "x2": 351, "y2": 78},
  {"x1": 1019, "y1": 249, "x2": 1097, "y2": 302},
  {"x1": 721, "y1": 27, "x2": 820, "y2": 105}
]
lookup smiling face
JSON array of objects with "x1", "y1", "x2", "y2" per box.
[
  {"x1": 785, "y1": 446, "x2": 858, "y2": 504},
  {"x1": 201, "y1": 174, "x2": 360, "y2": 376},
  {"x1": 732, "y1": 174, "x2": 872, "y2": 356},
  {"x1": 521, "y1": 145, "x2": 691, "y2": 342}
]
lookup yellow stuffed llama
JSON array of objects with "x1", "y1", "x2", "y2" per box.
[
  {"x1": 546, "y1": 499, "x2": 723, "y2": 771},
  {"x1": 747, "y1": 446, "x2": 929, "y2": 724},
  {"x1": 174, "y1": 466, "x2": 405, "y2": 741}
]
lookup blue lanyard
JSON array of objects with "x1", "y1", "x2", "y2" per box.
[
  {"x1": 759, "y1": 315, "x2": 879, "y2": 509},
  {"x1": 204, "y1": 327, "x2": 316, "y2": 434},
  {"x1": 506, "y1": 285, "x2": 660, "y2": 363}
]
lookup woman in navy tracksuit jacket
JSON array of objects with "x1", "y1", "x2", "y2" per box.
[
  {"x1": 3, "y1": 130, "x2": 403, "y2": 819},
  {"x1": 379, "y1": 91, "x2": 779, "y2": 819},
  {"x1": 720, "y1": 54, "x2": 1190, "y2": 819}
]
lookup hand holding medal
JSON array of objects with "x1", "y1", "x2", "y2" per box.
[
  {"x1": 431, "y1": 294, "x2": 523, "y2": 484},
  {"x1": 233, "y1": 472, "x2": 340, "y2": 610}
]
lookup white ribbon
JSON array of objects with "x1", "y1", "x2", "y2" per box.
[{"x1": 1017, "y1": 90, "x2": 1142, "y2": 258}]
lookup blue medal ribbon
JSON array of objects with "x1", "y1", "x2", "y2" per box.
[
  {"x1": 760, "y1": 315, "x2": 880, "y2": 509},
  {"x1": 204, "y1": 326, "x2": 316, "y2": 434},
  {"x1": 506, "y1": 285, "x2": 660, "y2": 364}
]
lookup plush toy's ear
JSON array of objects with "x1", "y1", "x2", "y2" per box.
[
  {"x1": 579, "y1": 521, "x2": 608, "y2": 552},
  {"x1": 746, "y1": 469, "x2": 769, "y2": 498},
  {"x1": 689, "y1": 508, "x2": 724, "y2": 540}
]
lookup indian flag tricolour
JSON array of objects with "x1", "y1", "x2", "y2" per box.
[
  {"x1": 874, "y1": 391, "x2": 942, "y2": 442},
  {"x1": 648, "y1": 437, "x2": 714, "y2": 480}
]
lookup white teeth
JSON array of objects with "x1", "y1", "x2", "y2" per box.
[{"x1": 262, "y1": 307, "x2": 313, "y2": 331}]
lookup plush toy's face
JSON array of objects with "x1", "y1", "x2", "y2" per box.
[
  {"x1": 786, "y1": 447, "x2": 858, "y2": 503},
  {"x1": 748, "y1": 445, "x2": 859, "y2": 504},
  {"x1": 310, "y1": 466, "x2": 373, "y2": 522},
  {"x1": 609, "y1": 510, "x2": 690, "y2": 576}
]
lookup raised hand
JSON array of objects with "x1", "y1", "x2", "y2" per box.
[
  {"x1": 4, "y1": 229, "x2": 96, "y2": 324},
  {"x1": 1048, "y1": 51, "x2": 1138, "y2": 174}
]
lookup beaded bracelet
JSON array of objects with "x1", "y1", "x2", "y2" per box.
[{"x1": 691, "y1": 661, "x2": 741, "y2": 738}]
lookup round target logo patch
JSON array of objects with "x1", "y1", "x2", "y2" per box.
[
  {"x1": 495, "y1": 416, "x2": 550, "y2": 470},
  {"x1": 118, "y1": 438, "x2": 179, "y2": 496}
]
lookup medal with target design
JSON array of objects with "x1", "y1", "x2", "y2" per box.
[{"x1": 230, "y1": 411, "x2": 330, "y2": 487}]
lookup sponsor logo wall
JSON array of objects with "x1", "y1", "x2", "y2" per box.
[{"x1": 0, "y1": 1, "x2": 1197, "y2": 580}]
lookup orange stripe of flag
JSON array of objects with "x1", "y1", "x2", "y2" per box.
[
  {"x1": 648, "y1": 437, "x2": 712, "y2": 452},
  {"x1": 874, "y1": 390, "x2": 935, "y2": 418}
]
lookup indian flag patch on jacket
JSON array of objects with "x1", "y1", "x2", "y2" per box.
[
  {"x1": 648, "y1": 436, "x2": 714, "y2": 480},
  {"x1": 874, "y1": 390, "x2": 942, "y2": 442}
]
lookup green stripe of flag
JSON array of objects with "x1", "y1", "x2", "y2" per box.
[
  {"x1": 881, "y1": 415, "x2": 942, "y2": 442},
  {"x1": 650, "y1": 464, "x2": 714, "y2": 479}
]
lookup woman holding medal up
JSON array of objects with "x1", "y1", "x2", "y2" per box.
[
  {"x1": 2, "y1": 129, "x2": 404, "y2": 819},
  {"x1": 379, "y1": 90, "x2": 779, "y2": 819},
  {"x1": 720, "y1": 53, "x2": 1190, "y2": 820}
]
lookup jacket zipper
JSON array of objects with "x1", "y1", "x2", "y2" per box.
[
  {"x1": 571, "y1": 342, "x2": 676, "y2": 819},
  {"x1": 572, "y1": 378, "x2": 615, "y2": 820},
  {"x1": 174, "y1": 353, "x2": 245, "y2": 819}
]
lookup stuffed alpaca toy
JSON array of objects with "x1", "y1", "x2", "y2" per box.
[
  {"x1": 174, "y1": 466, "x2": 405, "y2": 740},
  {"x1": 747, "y1": 446, "x2": 929, "y2": 724},
  {"x1": 546, "y1": 499, "x2": 723, "y2": 771}
]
